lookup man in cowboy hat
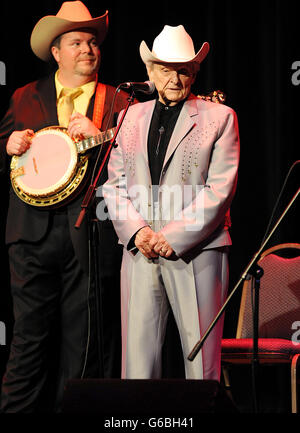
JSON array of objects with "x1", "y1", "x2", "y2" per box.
[
  {"x1": 104, "y1": 25, "x2": 240, "y2": 380},
  {"x1": 0, "y1": 1, "x2": 129, "y2": 412}
]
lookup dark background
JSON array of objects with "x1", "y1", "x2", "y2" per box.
[{"x1": 0, "y1": 0, "x2": 299, "y2": 412}]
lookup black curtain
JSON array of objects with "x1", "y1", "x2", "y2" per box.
[{"x1": 0, "y1": 0, "x2": 299, "y2": 389}]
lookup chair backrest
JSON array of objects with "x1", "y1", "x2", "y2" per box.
[{"x1": 236, "y1": 243, "x2": 300, "y2": 340}]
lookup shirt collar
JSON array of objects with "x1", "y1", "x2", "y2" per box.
[
  {"x1": 155, "y1": 98, "x2": 186, "y2": 112},
  {"x1": 55, "y1": 70, "x2": 97, "y2": 99}
]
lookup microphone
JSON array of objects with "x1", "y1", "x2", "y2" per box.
[{"x1": 120, "y1": 81, "x2": 156, "y2": 95}]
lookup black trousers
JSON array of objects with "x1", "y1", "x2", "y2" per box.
[{"x1": 0, "y1": 213, "x2": 98, "y2": 412}]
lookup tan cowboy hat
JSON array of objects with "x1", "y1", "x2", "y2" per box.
[
  {"x1": 140, "y1": 25, "x2": 209, "y2": 65},
  {"x1": 30, "y1": 1, "x2": 108, "y2": 62}
]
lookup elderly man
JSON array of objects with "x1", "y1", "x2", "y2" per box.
[
  {"x1": 104, "y1": 25, "x2": 240, "y2": 380},
  {"x1": 0, "y1": 2, "x2": 129, "y2": 412}
]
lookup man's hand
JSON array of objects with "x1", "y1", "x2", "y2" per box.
[
  {"x1": 68, "y1": 112, "x2": 100, "y2": 139},
  {"x1": 153, "y1": 232, "x2": 174, "y2": 258},
  {"x1": 134, "y1": 226, "x2": 159, "y2": 259},
  {"x1": 6, "y1": 129, "x2": 34, "y2": 156},
  {"x1": 134, "y1": 227, "x2": 174, "y2": 259}
]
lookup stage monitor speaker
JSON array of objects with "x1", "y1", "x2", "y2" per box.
[{"x1": 62, "y1": 379, "x2": 237, "y2": 414}]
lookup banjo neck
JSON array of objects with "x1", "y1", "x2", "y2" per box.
[{"x1": 76, "y1": 127, "x2": 116, "y2": 154}]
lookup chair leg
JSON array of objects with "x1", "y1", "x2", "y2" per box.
[{"x1": 291, "y1": 354, "x2": 300, "y2": 413}]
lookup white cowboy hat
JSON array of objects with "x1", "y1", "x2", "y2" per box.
[
  {"x1": 30, "y1": 1, "x2": 108, "y2": 62},
  {"x1": 140, "y1": 25, "x2": 209, "y2": 65}
]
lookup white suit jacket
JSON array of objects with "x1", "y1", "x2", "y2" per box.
[{"x1": 103, "y1": 95, "x2": 240, "y2": 259}]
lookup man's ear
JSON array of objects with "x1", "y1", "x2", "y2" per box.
[
  {"x1": 51, "y1": 45, "x2": 60, "y2": 63},
  {"x1": 146, "y1": 63, "x2": 153, "y2": 81}
]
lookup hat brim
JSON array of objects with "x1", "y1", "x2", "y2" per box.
[
  {"x1": 30, "y1": 10, "x2": 108, "y2": 62},
  {"x1": 139, "y1": 40, "x2": 210, "y2": 65}
]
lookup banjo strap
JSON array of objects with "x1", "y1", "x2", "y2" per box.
[{"x1": 92, "y1": 82, "x2": 107, "y2": 130}]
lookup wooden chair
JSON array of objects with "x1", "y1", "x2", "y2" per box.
[{"x1": 221, "y1": 243, "x2": 300, "y2": 413}]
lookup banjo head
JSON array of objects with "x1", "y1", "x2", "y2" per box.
[{"x1": 10, "y1": 127, "x2": 89, "y2": 207}]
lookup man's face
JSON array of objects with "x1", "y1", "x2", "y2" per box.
[
  {"x1": 51, "y1": 30, "x2": 100, "y2": 81},
  {"x1": 147, "y1": 62, "x2": 196, "y2": 105}
]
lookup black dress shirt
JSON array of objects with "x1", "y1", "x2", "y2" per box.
[{"x1": 147, "y1": 99, "x2": 185, "y2": 188}]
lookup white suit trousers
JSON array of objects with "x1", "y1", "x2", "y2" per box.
[{"x1": 120, "y1": 247, "x2": 229, "y2": 380}]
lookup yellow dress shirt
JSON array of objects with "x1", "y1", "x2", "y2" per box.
[{"x1": 55, "y1": 70, "x2": 97, "y2": 118}]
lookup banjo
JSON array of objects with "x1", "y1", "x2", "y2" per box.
[{"x1": 10, "y1": 126, "x2": 115, "y2": 208}]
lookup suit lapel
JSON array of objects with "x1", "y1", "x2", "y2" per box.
[
  {"x1": 36, "y1": 73, "x2": 59, "y2": 127},
  {"x1": 163, "y1": 96, "x2": 199, "y2": 169},
  {"x1": 140, "y1": 99, "x2": 156, "y2": 161}
]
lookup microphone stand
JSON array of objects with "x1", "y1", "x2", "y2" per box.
[
  {"x1": 75, "y1": 90, "x2": 135, "y2": 229},
  {"x1": 74, "y1": 90, "x2": 135, "y2": 377},
  {"x1": 188, "y1": 187, "x2": 300, "y2": 409}
]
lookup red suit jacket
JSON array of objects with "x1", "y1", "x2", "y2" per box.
[{"x1": 0, "y1": 73, "x2": 129, "y2": 274}]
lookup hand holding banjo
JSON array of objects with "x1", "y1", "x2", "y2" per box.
[
  {"x1": 68, "y1": 112, "x2": 100, "y2": 140},
  {"x1": 6, "y1": 129, "x2": 34, "y2": 156}
]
